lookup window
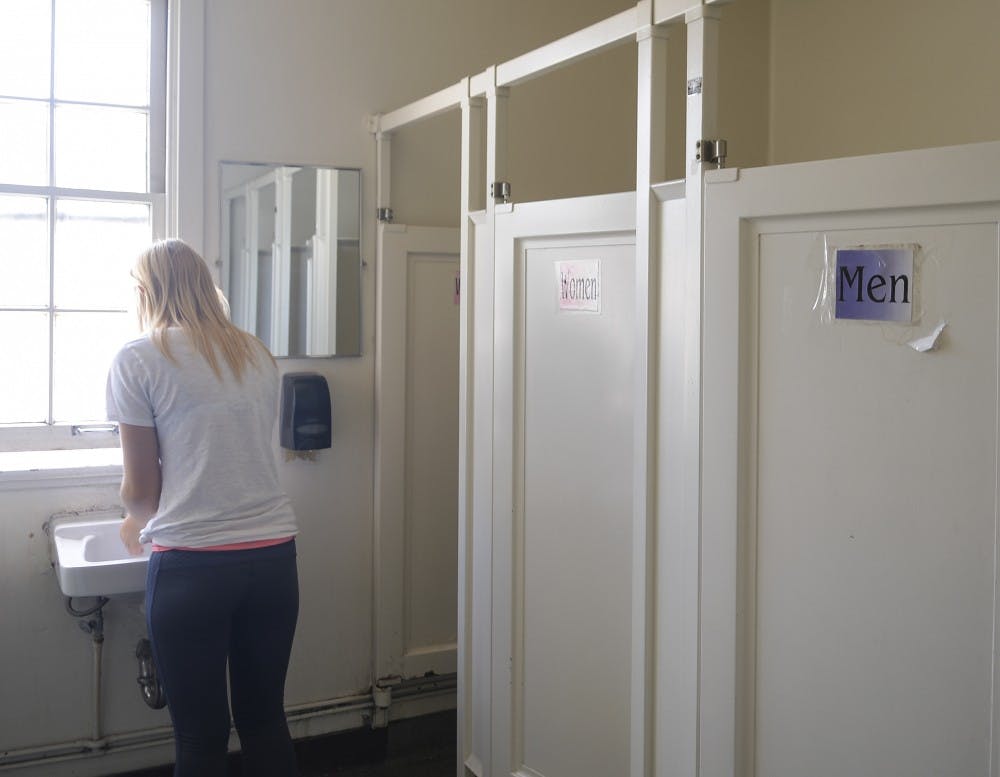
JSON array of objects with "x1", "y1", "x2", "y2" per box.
[{"x1": 0, "y1": 0, "x2": 166, "y2": 451}]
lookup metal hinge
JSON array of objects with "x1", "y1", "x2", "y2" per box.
[
  {"x1": 376, "y1": 207, "x2": 394, "y2": 223},
  {"x1": 696, "y1": 138, "x2": 728, "y2": 169},
  {"x1": 490, "y1": 181, "x2": 511, "y2": 204}
]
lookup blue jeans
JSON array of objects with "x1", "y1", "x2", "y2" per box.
[{"x1": 146, "y1": 540, "x2": 300, "y2": 777}]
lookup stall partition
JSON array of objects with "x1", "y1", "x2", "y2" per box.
[{"x1": 370, "y1": 3, "x2": 731, "y2": 776}]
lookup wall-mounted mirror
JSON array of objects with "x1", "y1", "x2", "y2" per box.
[{"x1": 220, "y1": 162, "x2": 362, "y2": 357}]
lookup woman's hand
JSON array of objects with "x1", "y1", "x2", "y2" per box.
[
  {"x1": 118, "y1": 423, "x2": 160, "y2": 557},
  {"x1": 120, "y1": 514, "x2": 146, "y2": 556}
]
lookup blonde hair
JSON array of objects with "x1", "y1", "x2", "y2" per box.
[{"x1": 132, "y1": 239, "x2": 272, "y2": 381}]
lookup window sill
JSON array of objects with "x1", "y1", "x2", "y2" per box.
[{"x1": 0, "y1": 448, "x2": 123, "y2": 491}]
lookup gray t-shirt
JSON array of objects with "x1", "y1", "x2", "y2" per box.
[{"x1": 106, "y1": 328, "x2": 298, "y2": 548}]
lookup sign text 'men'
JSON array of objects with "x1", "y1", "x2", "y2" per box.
[{"x1": 835, "y1": 247, "x2": 913, "y2": 323}]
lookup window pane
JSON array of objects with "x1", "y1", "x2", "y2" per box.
[
  {"x1": 0, "y1": 312, "x2": 48, "y2": 423},
  {"x1": 53, "y1": 311, "x2": 138, "y2": 422},
  {"x1": 0, "y1": 0, "x2": 51, "y2": 98},
  {"x1": 54, "y1": 199, "x2": 150, "y2": 310},
  {"x1": 0, "y1": 195, "x2": 48, "y2": 307},
  {"x1": 54, "y1": 105, "x2": 148, "y2": 192},
  {"x1": 54, "y1": 0, "x2": 150, "y2": 106},
  {"x1": 0, "y1": 99, "x2": 49, "y2": 186}
]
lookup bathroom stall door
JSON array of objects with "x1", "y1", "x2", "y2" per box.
[
  {"x1": 490, "y1": 192, "x2": 636, "y2": 777},
  {"x1": 376, "y1": 225, "x2": 461, "y2": 684},
  {"x1": 699, "y1": 141, "x2": 1000, "y2": 777}
]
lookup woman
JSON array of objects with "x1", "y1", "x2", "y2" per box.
[{"x1": 106, "y1": 239, "x2": 300, "y2": 777}]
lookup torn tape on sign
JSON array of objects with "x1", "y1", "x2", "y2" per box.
[{"x1": 907, "y1": 320, "x2": 947, "y2": 352}]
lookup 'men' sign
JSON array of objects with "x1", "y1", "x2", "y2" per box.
[{"x1": 835, "y1": 247, "x2": 913, "y2": 323}]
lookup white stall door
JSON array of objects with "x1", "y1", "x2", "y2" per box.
[
  {"x1": 376, "y1": 225, "x2": 460, "y2": 682},
  {"x1": 700, "y1": 141, "x2": 1000, "y2": 777},
  {"x1": 490, "y1": 193, "x2": 636, "y2": 777}
]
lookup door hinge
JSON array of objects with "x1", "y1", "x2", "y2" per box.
[
  {"x1": 696, "y1": 138, "x2": 728, "y2": 169},
  {"x1": 490, "y1": 181, "x2": 511, "y2": 204},
  {"x1": 377, "y1": 207, "x2": 394, "y2": 223}
]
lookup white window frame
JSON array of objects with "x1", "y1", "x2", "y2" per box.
[{"x1": 0, "y1": 0, "x2": 199, "y2": 456}]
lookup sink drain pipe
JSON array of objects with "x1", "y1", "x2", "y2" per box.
[
  {"x1": 65, "y1": 595, "x2": 110, "y2": 746},
  {"x1": 136, "y1": 638, "x2": 167, "y2": 709}
]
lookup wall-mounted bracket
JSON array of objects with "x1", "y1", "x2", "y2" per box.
[
  {"x1": 371, "y1": 674, "x2": 402, "y2": 729},
  {"x1": 490, "y1": 181, "x2": 511, "y2": 204},
  {"x1": 377, "y1": 207, "x2": 394, "y2": 223},
  {"x1": 696, "y1": 138, "x2": 728, "y2": 168}
]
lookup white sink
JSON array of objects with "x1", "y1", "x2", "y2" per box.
[{"x1": 49, "y1": 513, "x2": 149, "y2": 597}]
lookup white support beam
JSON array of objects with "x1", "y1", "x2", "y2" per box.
[
  {"x1": 463, "y1": 89, "x2": 486, "y2": 218},
  {"x1": 481, "y1": 87, "x2": 506, "y2": 776},
  {"x1": 469, "y1": 70, "x2": 491, "y2": 100},
  {"x1": 685, "y1": 6, "x2": 721, "y2": 163},
  {"x1": 379, "y1": 81, "x2": 465, "y2": 133},
  {"x1": 496, "y1": 6, "x2": 640, "y2": 88},
  {"x1": 632, "y1": 7, "x2": 668, "y2": 777},
  {"x1": 375, "y1": 127, "x2": 391, "y2": 214},
  {"x1": 378, "y1": 1, "x2": 737, "y2": 113},
  {"x1": 378, "y1": 2, "x2": 737, "y2": 121},
  {"x1": 683, "y1": 7, "x2": 725, "y2": 777},
  {"x1": 486, "y1": 67, "x2": 509, "y2": 213},
  {"x1": 654, "y1": 0, "x2": 735, "y2": 26},
  {"x1": 457, "y1": 76, "x2": 485, "y2": 776}
]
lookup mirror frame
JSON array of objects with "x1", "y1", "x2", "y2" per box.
[{"x1": 219, "y1": 160, "x2": 363, "y2": 358}]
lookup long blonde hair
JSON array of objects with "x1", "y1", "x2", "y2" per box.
[{"x1": 132, "y1": 239, "x2": 272, "y2": 381}]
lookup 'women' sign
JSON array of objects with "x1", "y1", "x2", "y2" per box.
[
  {"x1": 556, "y1": 260, "x2": 601, "y2": 313},
  {"x1": 835, "y1": 247, "x2": 913, "y2": 322}
]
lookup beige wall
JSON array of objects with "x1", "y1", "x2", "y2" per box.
[
  {"x1": 719, "y1": 0, "x2": 771, "y2": 170},
  {"x1": 203, "y1": 0, "x2": 642, "y2": 238},
  {"x1": 769, "y1": 0, "x2": 1000, "y2": 164}
]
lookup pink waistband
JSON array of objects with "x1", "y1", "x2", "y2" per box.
[{"x1": 151, "y1": 536, "x2": 294, "y2": 553}]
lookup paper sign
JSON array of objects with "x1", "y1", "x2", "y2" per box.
[
  {"x1": 556, "y1": 260, "x2": 601, "y2": 313},
  {"x1": 835, "y1": 247, "x2": 914, "y2": 322}
]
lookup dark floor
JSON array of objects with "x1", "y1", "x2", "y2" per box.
[{"x1": 113, "y1": 710, "x2": 456, "y2": 777}]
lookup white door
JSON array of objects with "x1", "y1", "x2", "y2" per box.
[
  {"x1": 376, "y1": 224, "x2": 461, "y2": 683},
  {"x1": 700, "y1": 141, "x2": 1000, "y2": 777},
  {"x1": 490, "y1": 193, "x2": 636, "y2": 777}
]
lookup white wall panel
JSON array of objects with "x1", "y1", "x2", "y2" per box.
[{"x1": 466, "y1": 214, "x2": 494, "y2": 774}]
